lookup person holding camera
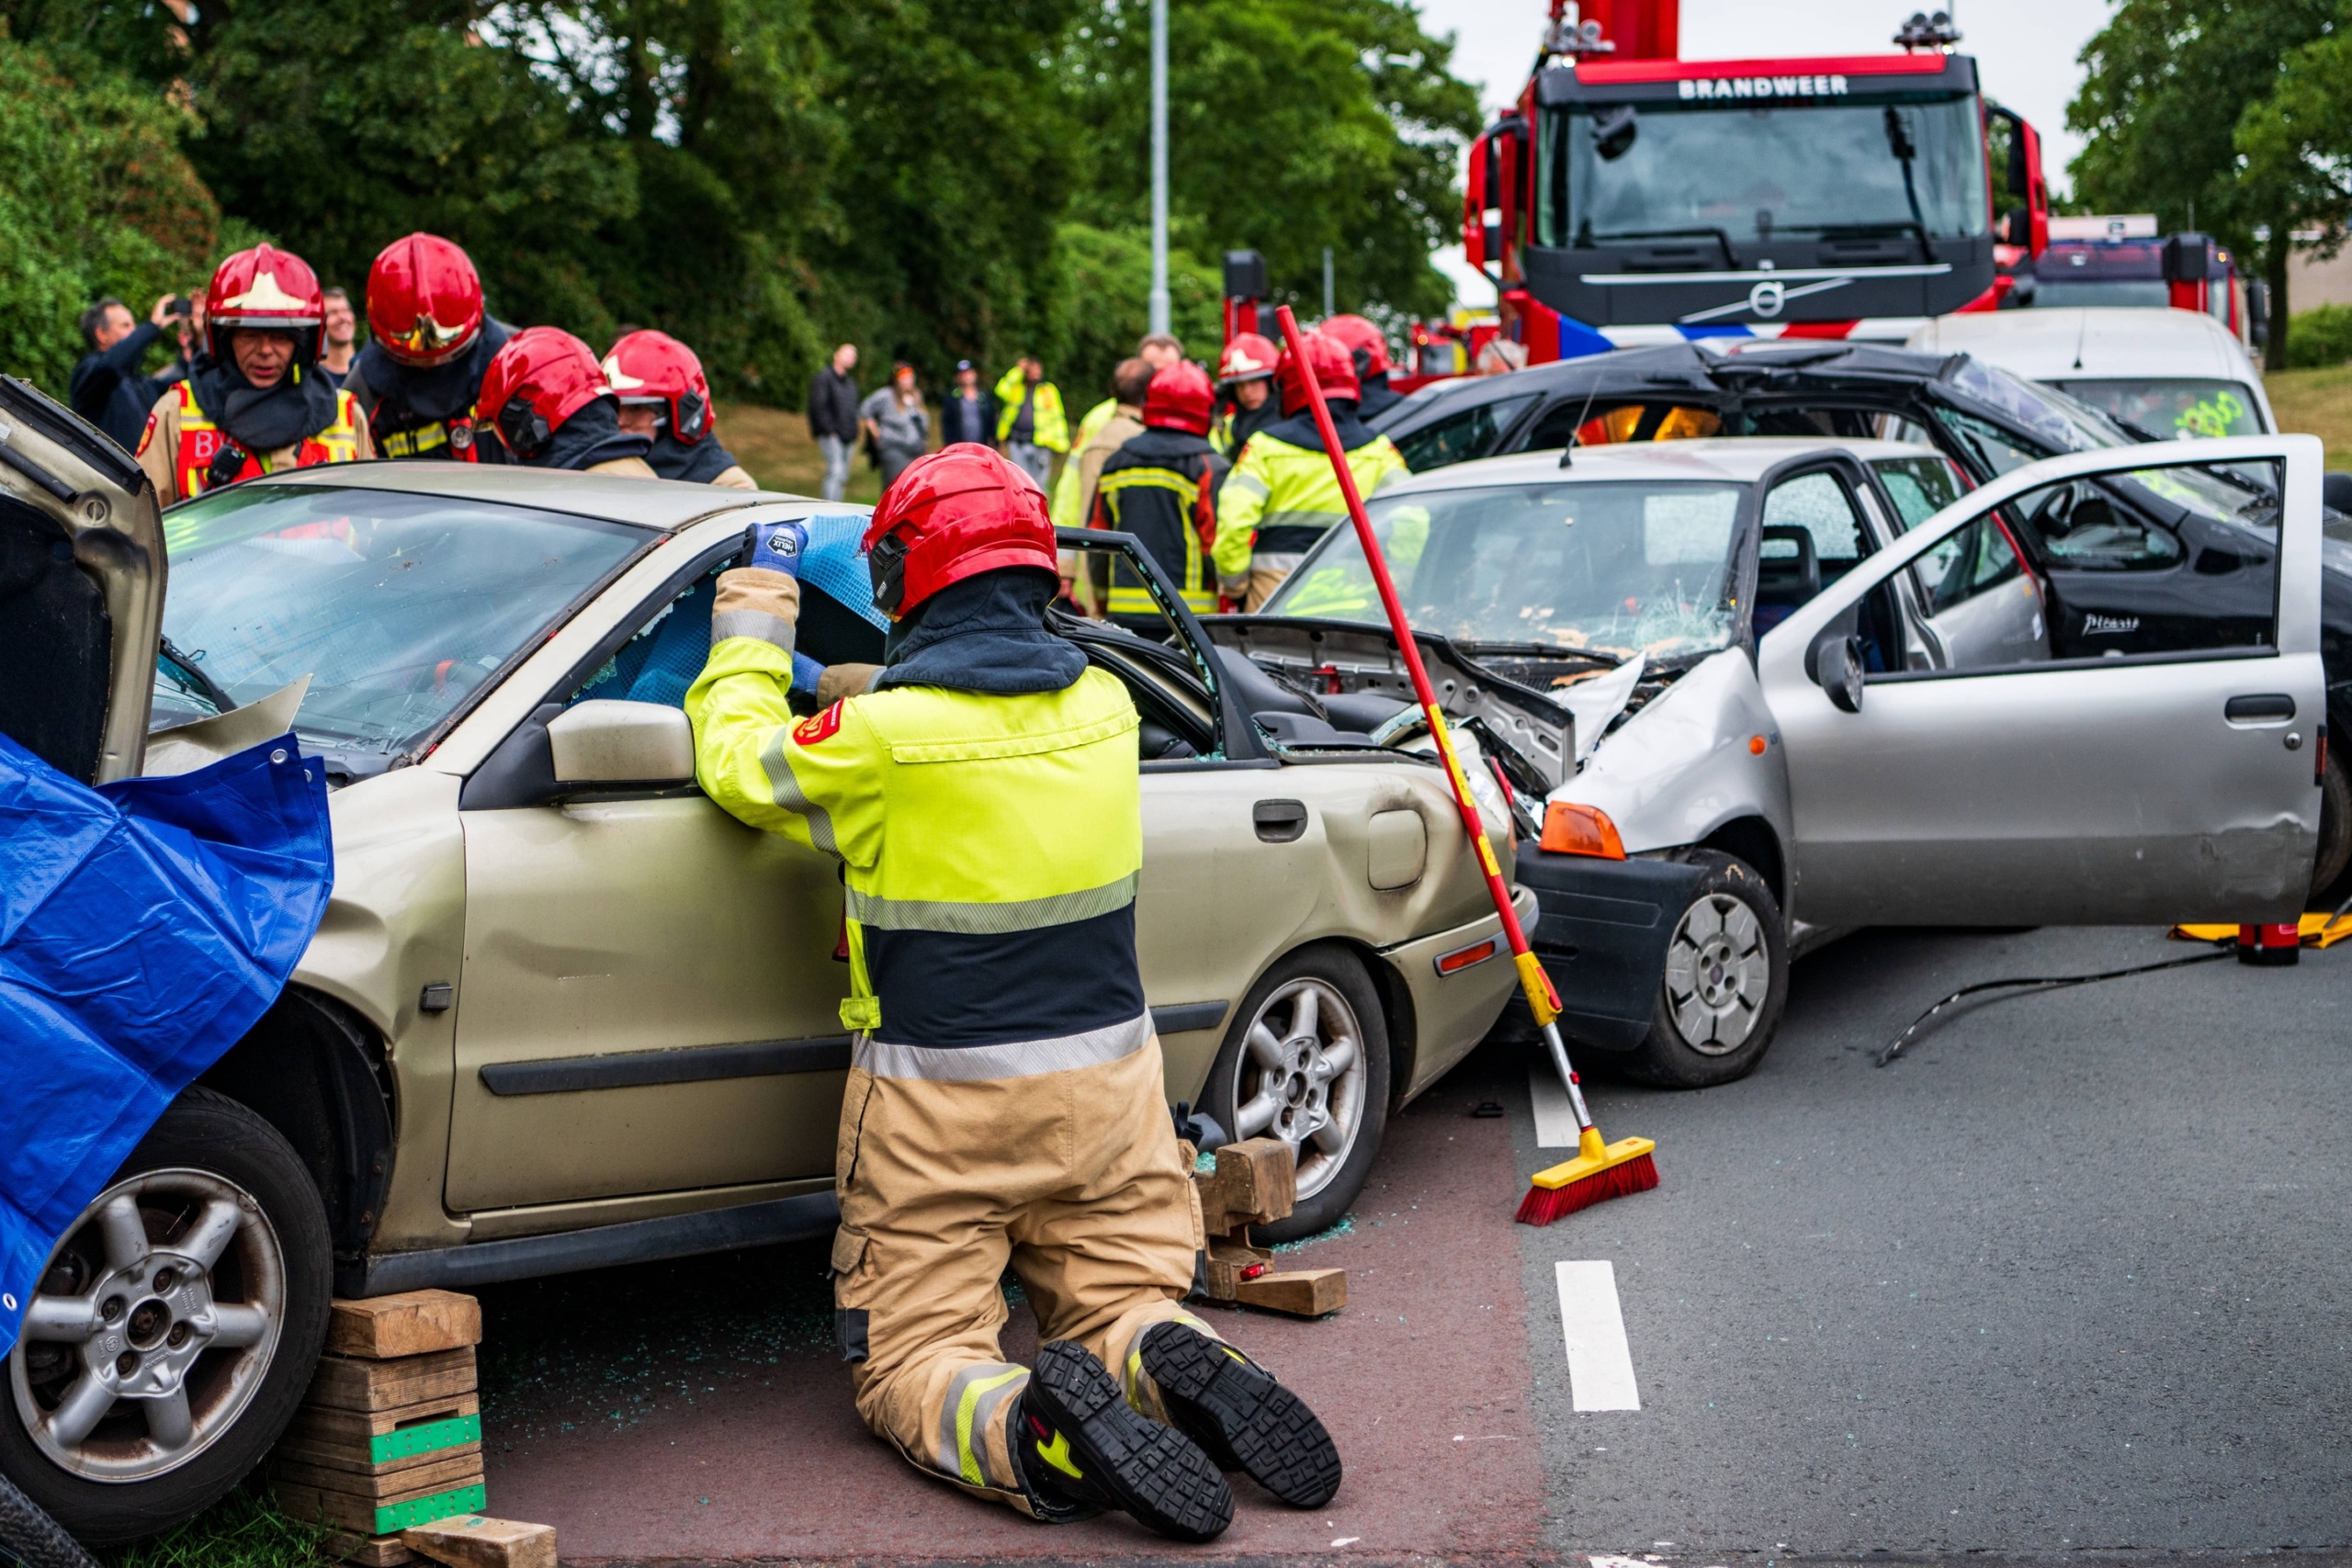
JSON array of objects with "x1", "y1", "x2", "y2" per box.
[
  {"x1": 71, "y1": 293, "x2": 185, "y2": 453},
  {"x1": 135, "y1": 245, "x2": 374, "y2": 504}
]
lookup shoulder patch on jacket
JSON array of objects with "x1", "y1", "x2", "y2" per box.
[{"x1": 795, "y1": 702, "x2": 846, "y2": 746}]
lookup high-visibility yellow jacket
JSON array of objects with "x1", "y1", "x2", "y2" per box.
[
  {"x1": 687, "y1": 614, "x2": 1148, "y2": 1070},
  {"x1": 1049, "y1": 397, "x2": 1120, "y2": 530},
  {"x1": 1212, "y1": 415, "x2": 1408, "y2": 581},
  {"x1": 993, "y1": 366, "x2": 1069, "y2": 453}
]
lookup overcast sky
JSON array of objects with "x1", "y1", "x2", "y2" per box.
[{"x1": 1413, "y1": 0, "x2": 2118, "y2": 305}]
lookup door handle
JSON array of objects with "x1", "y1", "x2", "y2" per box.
[
  {"x1": 2224, "y1": 694, "x2": 2295, "y2": 724},
  {"x1": 1253, "y1": 799, "x2": 1308, "y2": 842}
]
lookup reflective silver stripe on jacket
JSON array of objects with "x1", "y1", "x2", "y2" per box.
[
  {"x1": 855, "y1": 1011, "x2": 1153, "y2": 1082},
  {"x1": 710, "y1": 609, "x2": 797, "y2": 653},
  {"x1": 846, "y1": 871, "x2": 1138, "y2": 934},
  {"x1": 759, "y1": 728, "x2": 839, "y2": 856},
  {"x1": 1250, "y1": 551, "x2": 1307, "y2": 574}
]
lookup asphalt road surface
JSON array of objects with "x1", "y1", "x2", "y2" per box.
[{"x1": 473, "y1": 924, "x2": 2352, "y2": 1564}]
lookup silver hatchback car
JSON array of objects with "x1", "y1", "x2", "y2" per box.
[{"x1": 1215, "y1": 434, "x2": 2327, "y2": 1086}]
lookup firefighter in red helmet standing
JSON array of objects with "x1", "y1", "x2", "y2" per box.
[
  {"x1": 344, "y1": 232, "x2": 512, "y2": 462},
  {"x1": 1208, "y1": 331, "x2": 1279, "y2": 460},
  {"x1": 476, "y1": 328, "x2": 657, "y2": 476},
  {"x1": 137, "y1": 244, "x2": 373, "y2": 504},
  {"x1": 1089, "y1": 362, "x2": 1227, "y2": 632},
  {"x1": 684, "y1": 444, "x2": 1340, "y2": 1535},
  {"x1": 602, "y1": 331, "x2": 757, "y2": 489},
  {"x1": 1320, "y1": 314, "x2": 1400, "y2": 420},
  {"x1": 1212, "y1": 329, "x2": 1406, "y2": 610}
]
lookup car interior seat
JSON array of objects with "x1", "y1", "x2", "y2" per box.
[{"x1": 1751, "y1": 525, "x2": 1821, "y2": 636}]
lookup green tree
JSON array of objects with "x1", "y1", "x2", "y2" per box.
[
  {"x1": 2233, "y1": 15, "x2": 2352, "y2": 364},
  {"x1": 2067, "y1": 0, "x2": 2341, "y2": 367},
  {"x1": 0, "y1": 27, "x2": 220, "y2": 396}
]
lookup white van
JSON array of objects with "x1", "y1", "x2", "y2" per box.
[{"x1": 1906, "y1": 307, "x2": 2274, "y2": 443}]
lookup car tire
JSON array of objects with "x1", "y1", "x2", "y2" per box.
[
  {"x1": 1623, "y1": 852, "x2": 1789, "y2": 1089},
  {"x1": 2311, "y1": 742, "x2": 2351, "y2": 901},
  {"x1": 0, "y1": 1089, "x2": 332, "y2": 1547},
  {"x1": 1199, "y1": 945, "x2": 1390, "y2": 1246}
]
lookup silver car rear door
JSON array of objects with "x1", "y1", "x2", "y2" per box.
[{"x1": 1759, "y1": 434, "x2": 2324, "y2": 927}]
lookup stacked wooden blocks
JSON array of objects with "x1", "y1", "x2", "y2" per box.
[
  {"x1": 1191, "y1": 1137, "x2": 1347, "y2": 1316},
  {"x1": 271, "y1": 1290, "x2": 509, "y2": 1566}
]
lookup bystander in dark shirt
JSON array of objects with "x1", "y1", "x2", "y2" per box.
[{"x1": 69, "y1": 322, "x2": 166, "y2": 453}]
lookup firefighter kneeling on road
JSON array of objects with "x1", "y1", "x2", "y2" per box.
[
  {"x1": 603, "y1": 330, "x2": 759, "y2": 489},
  {"x1": 138, "y1": 244, "x2": 372, "y2": 504},
  {"x1": 1090, "y1": 361, "x2": 1227, "y2": 633},
  {"x1": 1213, "y1": 329, "x2": 1407, "y2": 611},
  {"x1": 684, "y1": 445, "x2": 1340, "y2": 1538}
]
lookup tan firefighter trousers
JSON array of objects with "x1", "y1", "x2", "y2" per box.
[{"x1": 829, "y1": 1028, "x2": 1226, "y2": 1513}]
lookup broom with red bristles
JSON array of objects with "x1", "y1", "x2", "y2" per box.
[{"x1": 1267, "y1": 306, "x2": 1656, "y2": 1226}]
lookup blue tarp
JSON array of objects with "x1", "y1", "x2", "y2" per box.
[{"x1": 0, "y1": 733, "x2": 333, "y2": 1356}]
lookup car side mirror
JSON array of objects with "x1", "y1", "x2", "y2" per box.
[
  {"x1": 547, "y1": 700, "x2": 695, "y2": 785},
  {"x1": 2002, "y1": 204, "x2": 2030, "y2": 246},
  {"x1": 1814, "y1": 636, "x2": 1866, "y2": 714}
]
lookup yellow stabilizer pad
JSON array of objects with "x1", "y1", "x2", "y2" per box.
[
  {"x1": 2172, "y1": 914, "x2": 2352, "y2": 949},
  {"x1": 1529, "y1": 1134, "x2": 1657, "y2": 1191}
]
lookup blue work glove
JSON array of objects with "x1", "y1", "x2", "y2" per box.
[
  {"x1": 743, "y1": 519, "x2": 808, "y2": 576},
  {"x1": 791, "y1": 651, "x2": 824, "y2": 694}
]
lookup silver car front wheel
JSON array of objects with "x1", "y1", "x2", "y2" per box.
[{"x1": 1627, "y1": 852, "x2": 1788, "y2": 1089}]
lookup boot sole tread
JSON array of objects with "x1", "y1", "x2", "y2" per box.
[
  {"x1": 1141, "y1": 1324, "x2": 1342, "y2": 1508},
  {"x1": 1030, "y1": 1340, "x2": 1234, "y2": 1541}
]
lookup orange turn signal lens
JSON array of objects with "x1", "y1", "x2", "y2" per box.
[
  {"x1": 1748, "y1": 734, "x2": 1769, "y2": 756},
  {"x1": 1434, "y1": 938, "x2": 1498, "y2": 976},
  {"x1": 1539, "y1": 801, "x2": 1626, "y2": 860}
]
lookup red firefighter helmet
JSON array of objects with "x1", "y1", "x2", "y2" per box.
[
  {"x1": 1322, "y1": 313, "x2": 1394, "y2": 378},
  {"x1": 367, "y1": 233, "x2": 486, "y2": 367},
  {"x1": 1276, "y1": 329, "x2": 1360, "y2": 414},
  {"x1": 204, "y1": 244, "x2": 325, "y2": 365},
  {"x1": 860, "y1": 443, "x2": 1057, "y2": 618},
  {"x1": 602, "y1": 331, "x2": 714, "y2": 444},
  {"x1": 1217, "y1": 332, "x2": 1278, "y2": 386},
  {"x1": 477, "y1": 328, "x2": 612, "y2": 461},
  {"x1": 1142, "y1": 363, "x2": 1215, "y2": 436}
]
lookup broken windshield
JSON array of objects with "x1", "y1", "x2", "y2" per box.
[
  {"x1": 1267, "y1": 480, "x2": 1746, "y2": 663},
  {"x1": 153, "y1": 485, "x2": 648, "y2": 765}
]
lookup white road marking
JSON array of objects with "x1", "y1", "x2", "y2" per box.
[
  {"x1": 1556, "y1": 1260, "x2": 1641, "y2": 1411},
  {"x1": 1530, "y1": 1063, "x2": 1580, "y2": 1147}
]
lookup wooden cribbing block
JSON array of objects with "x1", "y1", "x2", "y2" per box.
[
  {"x1": 277, "y1": 1450, "x2": 485, "y2": 1505},
  {"x1": 307, "y1": 1347, "x2": 477, "y2": 1415},
  {"x1": 1233, "y1": 1266, "x2": 1346, "y2": 1316},
  {"x1": 277, "y1": 1472, "x2": 488, "y2": 1538},
  {"x1": 403, "y1": 1515, "x2": 560, "y2": 1568},
  {"x1": 328, "y1": 1292, "x2": 482, "y2": 1360},
  {"x1": 277, "y1": 1393, "x2": 482, "y2": 1476},
  {"x1": 321, "y1": 1530, "x2": 416, "y2": 1566},
  {"x1": 1188, "y1": 1138, "x2": 1344, "y2": 1317}
]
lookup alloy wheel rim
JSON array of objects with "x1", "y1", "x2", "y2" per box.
[
  {"x1": 1663, "y1": 893, "x2": 1770, "y2": 1055},
  {"x1": 10, "y1": 1168, "x2": 285, "y2": 1483},
  {"x1": 1228, "y1": 977, "x2": 1366, "y2": 1201}
]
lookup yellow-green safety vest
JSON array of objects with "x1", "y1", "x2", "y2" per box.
[{"x1": 993, "y1": 366, "x2": 1070, "y2": 453}]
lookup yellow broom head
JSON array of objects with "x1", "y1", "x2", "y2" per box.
[{"x1": 1516, "y1": 1125, "x2": 1658, "y2": 1226}]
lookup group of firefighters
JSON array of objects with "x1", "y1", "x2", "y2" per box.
[
  {"x1": 135, "y1": 231, "x2": 1415, "y2": 626},
  {"x1": 132, "y1": 233, "x2": 752, "y2": 506},
  {"x1": 112, "y1": 231, "x2": 1431, "y2": 1546}
]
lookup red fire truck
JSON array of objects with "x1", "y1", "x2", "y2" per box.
[{"x1": 1463, "y1": 2, "x2": 2051, "y2": 362}]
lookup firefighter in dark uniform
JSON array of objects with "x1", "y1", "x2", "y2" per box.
[
  {"x1": 342, "y1": 232, "x2": 513, "y2": 463},
  {"x1": 1088, "y1": 362, "x2": 1227, "y2": 634}
]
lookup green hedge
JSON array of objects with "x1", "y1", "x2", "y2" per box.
[{"x1": 2288, "y1": 303, "x2": 2352, "y2": 369}]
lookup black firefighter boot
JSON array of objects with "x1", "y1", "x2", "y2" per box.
[
  {"x1": 1138, "y1": 1320, "x2": 1342, "y2": 1507},
  {"x1": 1013, "y1": 1338, "x2": 1234, "y2": 1541}
]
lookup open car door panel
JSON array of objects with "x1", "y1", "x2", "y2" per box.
[
  {"x1": 0, "y1": 378, "x2": 163, "y2": 784},
  {"x1": 1758, "y1": 435, "x2": 2324, "y2": 928}
]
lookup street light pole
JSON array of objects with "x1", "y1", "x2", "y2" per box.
[{"x1": 1148, "y1": 0, "x2": 1170, "y2": 335}]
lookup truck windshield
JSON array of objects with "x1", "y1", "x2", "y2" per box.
[
  {"x1": 153, "y1": 485, "x2": 648, "y2": 770},
  {"x1": 1542, "y1": 95, "x2": 1988, "y2": 249},
  {"x1": 1267, "y1": 481, "x2": 1747, "y2": 663}
]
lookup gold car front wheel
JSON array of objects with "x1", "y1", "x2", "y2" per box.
[{"x1": 1204, "y1": 945, "x2": 1390, "y2": 1246}]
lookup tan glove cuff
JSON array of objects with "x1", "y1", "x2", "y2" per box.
[
  {"x1": 814, "y1": 662, "x2": 883, "y2": 705},
  {"x1": 711, "y1": 567, "x2": 801, "y2": 653}
]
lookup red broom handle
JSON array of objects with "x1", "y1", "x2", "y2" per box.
[{"x1": 1271, "y1": 307, "x2": 1565, "y2": 1025}]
